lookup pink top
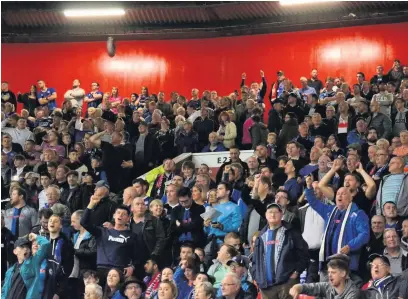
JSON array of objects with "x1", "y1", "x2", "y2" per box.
[
  {"x1": 242, "y1": 118, "x2": 254, "y2": 145},
  {"x1": 109, "y1": 96, "x2": 123, "y2": 114}
]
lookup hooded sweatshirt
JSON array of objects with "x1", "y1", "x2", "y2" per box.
[{"x1": 301, "y1": 278, "x2": 361, "y2": 299}]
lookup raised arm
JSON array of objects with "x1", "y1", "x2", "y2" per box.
[
  {"x1": 318, "y1": 158, "x2": 343, "y2": 200},
  {"x1": 80, "y1": 196, "x2": 103, "y2": 238},
  {"x1": 89, "y1": 130, "x2": 106, "y2": 148},
  {"x1": 356, "y1": 163, "x2": 377, "y2": 200}
]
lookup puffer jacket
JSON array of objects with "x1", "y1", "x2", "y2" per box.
[
  {"x1": 367, "y1": 112, "x2": 392, "y2": 139},
  {"x1": 301, "y1": 279, "x2": 361, "y2": 299},
  {"x1": 1, "y1": 235, "x2": 50, "y2": 299}
]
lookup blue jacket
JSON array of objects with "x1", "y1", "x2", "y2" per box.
[
  {"x1": 112, "y1": 289, "x2": 126, "y2": 299},
  {"x1": 347, "y1": 129, "x2": 367, "y2": 145},
  {"x1": 201, "y1": 143, "x2": 227, "y2": 152},
  {"x1": 2, "y1": 235, "x2": 51, "y2": 299},
  {"x1": 174, "y1": 267, "x2": 193, "y2": 299},
  {"x1": 250, "y1": 222, "x2": 309, "y2": 289},
  {"x1": 204, "y1": 201, "x2": 242, "y2": 239},
  {"x1": 305, "y1": 188, "x2": 370, "y2": 271}
]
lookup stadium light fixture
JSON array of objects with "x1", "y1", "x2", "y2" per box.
[{"x1": 64, "y1": 8, "x2": 126, "y2": 17}]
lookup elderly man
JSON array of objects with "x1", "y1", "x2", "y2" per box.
[
  {"x1": 219, "y1": 272, "x2": 252, "y2": 299},
  {"x1": 305, "y1": 184, "x2": 370, "y2": 286},
  {"x1": 359, "y1": 215, "x2": 386, "y2": 281},
  {"x1": 201, "y1": 132, "x2": 226, "y2": 152},
  {"x1": 84, "y1": 283, "x2": 103, "y2": 299},
  {"x1": 289, "y1": 254, "x2": 361, "y2": 299},
  {"x1": 376, "y1": 156, "x2": 408, "y2": 217},
  {"x1": 251, "y1": 203, "x2": 309, "y2": 299},
  {"x1": 299, "y1": 77, "x2": 317, "y2": 102},
  {"x1": 383, "y1": 228, "x2": 408, "y2": 276},
  {"x1": 362, "y1": 253, "x2": 408, "y2": 299},
  {"x1": 1, "y1": 117, "x2": 34, "y2": 148}
]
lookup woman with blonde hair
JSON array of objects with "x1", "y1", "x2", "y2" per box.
[
  {"x1": 191, "y1": 185, "x2": 206, "y2": 206},
  {"x1": 157, "y1": 280, "x2": 178, "y2": 299}
]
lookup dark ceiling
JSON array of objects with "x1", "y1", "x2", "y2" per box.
[{"x1": 2, "y1": 1, "x2": 408, "y2": 43}]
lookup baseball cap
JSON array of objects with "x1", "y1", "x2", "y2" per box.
[
  {"x1": 266, "y1": 203, "x2": 283, "y2": 212},
  {"x1": 95, "y1": 180, "x2": 110, "y2": 190},
  {"x1": 277, "y1": 70, "x2": 284, "y2": 76},
  {"x1": 273, "y1": 98, "x2": 284, "y2": 105},
  {"x1": 226, "y1": 255, "x2": 250, "y2": 269},
  {"x1": 368, "y1": 253, "x2": 390, "y2": 267}
]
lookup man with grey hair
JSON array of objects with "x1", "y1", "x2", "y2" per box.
[
  {"x1": 85, "y1": 283, "x2": 103, "y2": 299},
  {"x1": 220, "y1": 272, "x2": 245, "y2": 299},
  {"x1": 299, "y1": 77, "x2": 317, "y2": 102}
]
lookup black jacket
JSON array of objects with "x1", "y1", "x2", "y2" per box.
[
  {"x1": 129, "y1": 213, "x2": 166, "y2": 259},
  {"x1": 132, "y1": 133, "x2": 160, "y2": 167},
  {"x1": 170, "y1": 201, "x2": 206, "y2": 247},
  {"x1": 216, "y1": 159, "x2": 249, "y2": 185},
  {"x1": 175, "y1": 130, "x2": 199, "y2": 154},
  {"x1": 193, "y1": 117, "x2": 215, "y2": 150},
  {"x1": 267, "y1": 109, "x2": 283, "y2": 134},
  {"x1": 44, "y1": 233, "x2": 75, "y2": 299},
  {"x1": 61, "y1": 184, "x2": 95, "y2": 214},
  {"x1": 277, "y1": 118, "x2": 299, "y2": 153},
  {"x1": 283, "y1": 104, "x2": 305, "y2": 123},
  {"x1": 1, "y1": 227, "x2": 17, "y2": 279},
  {"x1": 310, "y1": 123, "x2": 329, "y2": 139},
  {"x1": 155, "y1": 130, "x2": 176, "y2": 162},
  {"x1": 17, "y1": 93, "x2": 39, "y2": 117},
  {"x1": 73, "y1": 232, "x2": 97, "y2": 272},
  {"x1": 86, "y1": 196, "x2": 117, "y2": 227}
]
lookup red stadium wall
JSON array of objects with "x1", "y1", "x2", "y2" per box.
[{"x1": 2, "y1": 22, "x2": 408, "y2": 114}]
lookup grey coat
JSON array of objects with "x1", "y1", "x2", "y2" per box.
[
  {"x1": 367, "y1": 112, "x2": 392, "y2": 139},
  {"x1": 301, "y1": 279, "x2": 361, "y2": 299},
  {"x1": 3, "y1": 205, "x2": 39, "y2": 237},
  {"x1": 362, "y1": 275, "x2": 408, "y2": 299}
]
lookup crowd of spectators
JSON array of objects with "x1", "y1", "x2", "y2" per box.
[{"x1": 1, "y1": 59, "x2": 408, "y2": 299}]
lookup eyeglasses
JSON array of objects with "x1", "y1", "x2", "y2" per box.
[
  {"x1": 369, "y1": 262, "x2": 387, "y2": 268},
  {"x1": 221, "y1": 283, "x2": 236, "y2": 287},
  {"x1": 126, "y1": 285, "x2": 141, "y2": 290}
]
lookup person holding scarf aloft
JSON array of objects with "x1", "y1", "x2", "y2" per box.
[{"x1": 304, "y1": 180, "x2": 370, "y2": 288}]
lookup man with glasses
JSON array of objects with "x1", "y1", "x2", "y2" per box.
[
  {"x1": 219, "y1": 272, "x2": 249, "y2": 299},
  {"x1": 362, "y1": 253, "x2": 407, "y2": 299},
  {"x1": 225, "y1": 256, "x2": 257, "y2": 298},
  {"x1": 120, "y1": 277, "x2": 145, "y2": 299},
  {"x1": 251, "y1": 203, "x2": 309, "y2": 299},
  {"x1": 170, "y1": 187, "x2": 205, "y2": 258},
  {"x1": 383, "y1": 228, "x2": 407, "y2": 276}
]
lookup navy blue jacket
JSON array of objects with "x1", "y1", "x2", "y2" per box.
[{"x1": 250, "y1": 222, "x2": 309, "y2": 289}]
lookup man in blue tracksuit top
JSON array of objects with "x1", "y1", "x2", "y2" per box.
[
  {"x1": 81, "y1": 198, "x2": 140, "y2": 287},
  {"x1": 304, "y1": 185, "x2": 370, "y2": 286},
  {"x1": 203, "y1": 182, "x2": 242, "y2": 260},
  {"x1": 251, "y1": 203, "x2": 309, "y2": 299}
]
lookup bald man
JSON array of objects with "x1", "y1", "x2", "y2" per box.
[
  {"x1": 305, "y1": 185, "x2": 369, "y2": 286},
  {"x1": 376, "y1": 156, "x2": 408, "y2": 217}
]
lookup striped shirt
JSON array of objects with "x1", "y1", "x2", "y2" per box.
[{"x1": 382, "y1": 174, "x2": 405, "y2": 206}]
